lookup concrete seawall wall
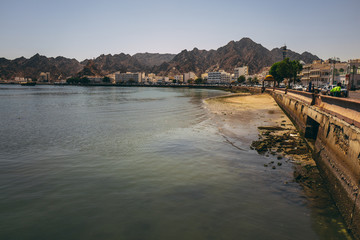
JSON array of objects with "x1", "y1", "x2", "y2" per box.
[{"x1": 269, "y1": 91, "x2": 360, "y2": 239}]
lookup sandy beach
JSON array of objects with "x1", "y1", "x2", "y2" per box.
[
  {"x1": 204, "y1": 93, "x2": 293, "y2": 147},
  {"x1": 205, "y1": 93, "x2": 307, "y2": 151},
  {"x1": 204, "y1": 92, "x2": 320, "y2": 190}
]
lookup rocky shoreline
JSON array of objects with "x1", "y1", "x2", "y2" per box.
[
  {"x1": 205, "y1": 92, "x2": 319, "y2": 188},
  {"x1": 204, "y1": 92, "x2": 352, "y2": 239}
]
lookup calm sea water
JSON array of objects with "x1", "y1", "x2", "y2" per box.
[{"x1": 0, "y1": 85, "x2": 351, "y2": 240}]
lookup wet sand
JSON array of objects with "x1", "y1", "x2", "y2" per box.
[
  {"x1": 204, "y1": 92, "x2": 333, "y2": 195},
  {"x1": 204, "y1": 93, "x2": 312, "y2": 159}
]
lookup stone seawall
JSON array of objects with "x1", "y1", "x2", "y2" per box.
[{"x1": 269, "y1": 90, "x2": 360, "y2": 239}]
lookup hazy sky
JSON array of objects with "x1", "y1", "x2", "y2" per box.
[{"x1": 1, "y1": 0, "x2": 359, "y2": 61}]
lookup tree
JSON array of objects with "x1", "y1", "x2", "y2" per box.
[
  {"x1": 103, "y1": 76, "x2": 111, "y2": 83},
  {"x1": 237, "y1": 75, "x2": 246, "y2": 84},
  {"x1": 252, "y1": 77, "x2": 259, "y2": 85},
  {"x1": 127, "y1": 78, "x2": 136, "y2": 84},
  {"x1": 289, "y1": 60, "x2": 303, "y2": 87},
  {"x1": 247, "y1": 77, "x2": 252, "y2": 85},
  {"x1": 80, "y1": 77, "x2": 90, "y2": 85},
  {"x1": 269, "y1": 58, "x2": 302, "y2": 87},
  {"x1": 66, "y1": 77, "x2": 79, "y2": 84},
  {"x1": 269, "y1": 62, "x2": 283, "y2": 86},
  {"x1": 66, "y1": 77, "x2": 90, "y2": 85},
  {"x1": 277, "y1": 58, "x2": 293, "y2": 83},
  {"x1": 194, "y1": 78, "x2": 203, "y2": 84}
]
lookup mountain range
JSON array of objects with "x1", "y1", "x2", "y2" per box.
[{"x1": 0, "y1": 38, "x2": 320, "y2": 80}]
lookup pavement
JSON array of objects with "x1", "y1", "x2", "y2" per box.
[{"x1": 349, "y1": 91, "x2": 360, "y2": 100}]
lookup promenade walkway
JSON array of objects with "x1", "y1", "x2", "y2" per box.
[
  {"x1": 269, "y1": 88, "x2": 360, "y2": 128},
  {"x1": 349, "y1": 90, "x2": 360, "y2": 100}
]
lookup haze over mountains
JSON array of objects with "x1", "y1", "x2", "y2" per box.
[{"x1": 0, "y1": 38, "x2": 320, "y2": 80}]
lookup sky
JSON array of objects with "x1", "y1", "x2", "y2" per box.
[{"x1": 0, "y1": 0, "x2": 359, "y2": 61}]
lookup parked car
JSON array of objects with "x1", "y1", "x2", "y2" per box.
[
  {"x1": 321, "y1": 84, "x2": 348, "y2": 97},
  {"x1": 293, "y1": 85, "x2": 305, "y2": 91},
  {"x1": 320, "y1": 85, "x2": 335, "y2": 95}
]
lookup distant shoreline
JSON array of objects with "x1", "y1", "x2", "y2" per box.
[{"x1": 0, "y1": 82, "x2": 263, "y2": 94}]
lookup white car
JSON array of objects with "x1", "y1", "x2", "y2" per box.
[{"x1": 293, "y1": 85, "x2": 304, "y2": 91}]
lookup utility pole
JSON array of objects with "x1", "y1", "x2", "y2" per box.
[
  {"x1": 352, "y1": 65, "x2": 356, "y2": 90},
  {"x1": 281, "y1": 45, "x2": 287, "y2": 60},
  {"x1": 332, "y1": 58, "x2": 335, "y2": 85}
]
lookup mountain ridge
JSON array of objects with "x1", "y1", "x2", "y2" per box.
[{"x1": 0, "y1": 38, "x2": 320, "y2": 80}]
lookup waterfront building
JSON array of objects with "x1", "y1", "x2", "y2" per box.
[
  {"x1": 348, "y1": 59, "x2": 360, "y2": 89},
  {"x1": 207, "y1": 70, "x2": 231, "y2": 84},
  {"x1": 234, "y1": 66, "x2": 249, "y2": 79},
  {"x1": 14, "y1": 77, "x2": 32, "y2": 82},
  {"x1": 39, "y1": 72, "x2": 51, "y2": 82},
  {"x1": 300, "y1": 60, "x2": 330, "y2": 87},
  {"x1": 183, "y1": 72, "x2": 197, "y2": 83},
  {"x1": 221, "y1": 71, "x2": 231, "y2": 84},
  {"x1": 330, "y1": 62, "x2": 347, "y2": 85},
  {"x1": 14, "y1": 77, "x2": 25, "y2": 82},
  {"x1": 201, "y1": 73, "x2": 208, "y2": 80},
  {"x1": 174, "y1": 75, "x2": 183, "y2": 83},
  {"x1": 155, "y1": 76, "x2": 170, "y2": 84},
  {"x1": 300, "y1": 64, "x2": 311, "y2": 85},
  {"x1": 310, "y1": 64, "x2": 331, "y2": 87},
  {"x1": 207, "y1": 72, "x2": 221, "y2": 84},
  {"x1": 142, "y1": 73, "x2": 158, "y2": 84},
  {"x1": 115, "y1": 72, "x2": 145, "y2": 83},
  {"x1": 301, "y1": 60, "x2": 353, "y2": 87}
]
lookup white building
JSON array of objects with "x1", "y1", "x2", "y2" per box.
[
  {"x1": 14, "y1": 77, "x2": 29, "y2": 82},
  {"x1": 234, "y1": 66, "x2": 249, "y2": 79},
  {"x1": 174, "y1": 75, "x2": 184, "y2": 83},
  {"x1": 142, "y1": 73, "x2": 157, "y2": 84},
  {"x1": 207, "y1": 71, "x2": 231, "y2": 84},
  {"x1": 183, "y1": 72, "x2": 197, "y2": 83},
  {"x1": 207, "y1": 72, "x2": 221, "y2": 84},
  {"x1": 155, "y1": 76, "x2": 170, "y2": 84},
  {"x1": 115, "y1": 72, "x2": 145, "y2": 83}
]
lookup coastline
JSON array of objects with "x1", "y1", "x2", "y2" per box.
[
  {"x1": 203, "y1": 92, "x2": 317, "y2": 167},
  {"x1": 204, "y1": 92, "x2": 352, "y2": 239},
  {"x1": 204, "y1": 92, "x2": 293, "y2": 146}
]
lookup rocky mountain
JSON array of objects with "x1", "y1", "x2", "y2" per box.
[
  {"x1": 0, "y1": 38, "x2": 320, "y2": 80},
  {"x1": 0, "y1": 54, "x2": 82, "y2": 80},
  {"x1": 154, "y1": 38, "x2": 320, "y2": 76},
  {"x1": 81, "y1": 53, "x2": 145, "y2": 75},
  {"x1": 270, "y1": 48, "x2": 320, "y2": 64},
  {"x1": 76, "y1": 60, "x2": 103, "y2": 77},
  {"x1": 133, "y1": 53, "x2": 176, "y2": 67}
]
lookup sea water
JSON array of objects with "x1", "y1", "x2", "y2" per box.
[{"x1": 0, "y1": 85, "x2": 352, "y2": 239}]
